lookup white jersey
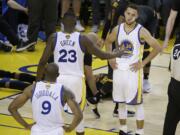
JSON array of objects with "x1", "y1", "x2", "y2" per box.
[
  {"x1": 32, "y1": 81, "x2": 64, "y2": 132},
  {"x1": 116, "y1": 23, "x2": 144, "y2": 70},
  {"x1": 54, "y1": 32, "x2": 84, "y2": 77}
]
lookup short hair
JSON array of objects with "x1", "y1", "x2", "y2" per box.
[
  {"x1": 125, "y1": 3, "x2": 139, "y2": 13},
  {"x1": 63, "y1": 9, "x2": 76, "y2": 19}
]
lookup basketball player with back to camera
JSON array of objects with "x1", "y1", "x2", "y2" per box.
[
  {"x1": 37, "y1": 10, "x2": 131, "y2": 135},
  {"x1": 8, "y1": 63, "x2": 83, "y2": 135},
  {"x1": 105, "y1": 4, "x2": 162, "y2": 135}
]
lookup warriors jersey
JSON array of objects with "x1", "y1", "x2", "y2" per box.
[
  {"x1": 116, "y1": 23, "x2": 144, "y2": 70},
  {"x1": 31, "y1": 81, "x2": 64, "y2": 132},
  {"x1": 54, "y1": 32, "x2": 84, "y2": 77}
]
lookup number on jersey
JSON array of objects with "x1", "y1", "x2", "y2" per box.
[
  {"x1": 41, "y1": 101, "x2": 51, "y2": 115},
  {"x1": 59, "y1": 49, "x2": 77, "y2": 63}
]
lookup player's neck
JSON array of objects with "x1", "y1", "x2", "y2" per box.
[
  {"x1": 124, "y1": 22, "x2": 137, "y2": 29},
  {"x1": 63, "y1": 27, "x2": 75, "y2": 33}
]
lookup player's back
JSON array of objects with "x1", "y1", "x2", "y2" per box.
[
  {"x1": 31, "y1": 81, "x2": 64, "y2": 132},
  {"x1": 54, "y1": 31, "x2": 84, "y2": 77}
]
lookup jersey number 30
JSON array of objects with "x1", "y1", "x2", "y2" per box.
[
  {"x1": 59, "y1": 49, "x2": 77, "y2": 63},
  {"x1": 41, "y1": 101, "x2": 51, "y2": 115}
]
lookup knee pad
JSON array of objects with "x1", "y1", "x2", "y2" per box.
[
  {"x1": 118, "y1": 103, "x2": 127, "y2": 119},
  {"x1": 135, "y1": 104, "x2": 144, "y2": 121},
  {"x1": 76, "y1": 119, "x2": 85, "y2": 133}
]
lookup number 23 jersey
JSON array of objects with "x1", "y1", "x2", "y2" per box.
[{"x1": 54, "y1": 32, "x2": 84, "y2": 77}]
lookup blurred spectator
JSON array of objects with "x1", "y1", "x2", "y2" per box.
[
  {"x1": 90, "y1": 0, "x2": 110, "y2": 33},
  {"x1": 2, "y1": 0, "x2": 28, "y2": 33},
  {"x1": 0, "y1": 15, "x2": 30, "y2": 52},
  {"x1": 160, "y1": 0, "x2": 172, "y2": 40},
  {"x1": 91, "y1": 0, "x2": 101, "y2": 33},
  {"x1": 23, "y1": 0, "x2": 58, "y2": 51},
  {"x1": 61, "y1": 0, "x2": 85, "y2": 32}
]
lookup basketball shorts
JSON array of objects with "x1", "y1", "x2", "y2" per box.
[
  {"x1": 31, "y1": 127, "x2": 63, "y2": 135},
  {"x1": 113, "y1": 69, "x2": 143, "y2": 105},
  {"x1": 57, "y1": 75, "x2": 86, "y2": 111}
]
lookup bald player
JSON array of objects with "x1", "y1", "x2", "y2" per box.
[
  {"x1": 37, "y1": 10, "x2": 130, "y2": 135},
  {"x1": 8, "y1": 63, "x2": 83, "y2": 135}
]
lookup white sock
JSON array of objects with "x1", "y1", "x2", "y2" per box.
[
  {"x1": 136, "y1": 128, "x2": 144, "y2": 135},
  {"x1": 120, "y1": 125, "x2": 127, "y2": 133}
]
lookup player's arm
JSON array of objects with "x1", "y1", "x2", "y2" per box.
[
  {"x1": 141, "y1": 27, "x2": 162, "y2": 66},
  {"x1": 163, "y1": 9, "x2": 178, "y2": 48},
  {"x1": 80, "y1": 33, "x2": 124, "y2": 60},
  {"x1": 62, "y1": 87, "x2": 83, "y2": 132},
  {"x1": 105, "y1": 26, "x2": 118, "y2": 53},
  {"x1": 85, "y1": 65, "x2": 98, "y2": 95},
  {"x1": 105, "y1": 26, "x2": 119, "y2": 69},
  {"x1": 36, "y1": 33, "x2": 56, "y2": 81},
  {"x1": 130, "y1": 27, "x2": 162, "y2": 72},
  {"x1": 8, "y1": 84, "x2": 35, "y2": 130}
]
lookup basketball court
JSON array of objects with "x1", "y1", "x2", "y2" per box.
[{"x1": 0, "y1": 34, "x2": 180, "y2": 135}]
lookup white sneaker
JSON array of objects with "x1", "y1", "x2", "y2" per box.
[
  {"x1": 91, "y1": 25, "x2": 99, "y2": 33},
  {"x1": 75, "y1": 20, "x2": 85, "y2": 32},
  {"x1": 143, "y1": 79, "x2": 151, "y2": 93}
]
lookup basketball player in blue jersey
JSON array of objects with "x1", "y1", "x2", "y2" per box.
[
  {"x1": 8, "y1": 63, "x2": 83, "y2": 135},
  {"x1": 105, "y1": 4, "x2": 162, "y2": 135},
  {"x1": 37, "y1": 10, "x2": 131, "y2": 135}
]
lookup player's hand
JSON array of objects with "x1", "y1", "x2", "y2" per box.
[
  {"x1": 87, "y1": 91, "x2": 102, "y2": 104},
  {"x1": 113, "y1": 48, "x2": 133, "y2": 58},
  {"x1": 108, "y1": 59, "x2": 118, "y2": 70},
  {"x1": 63, "y1": 125, "x2": 73, "y2": 132},
  {"x1": 130, "y1": 61, "x2": 144, "y2": 72},
  {"x1": 25, "y1": 122, "x2": 35, "y2": 130}
]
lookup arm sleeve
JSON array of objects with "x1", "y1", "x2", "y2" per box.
[{"x1": 84, "y1": 53, "x2": 92, "y2": 66}]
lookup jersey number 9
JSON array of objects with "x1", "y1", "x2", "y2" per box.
[{"x1": 41, "y1": 101, "x2": 51, "y2": 115}]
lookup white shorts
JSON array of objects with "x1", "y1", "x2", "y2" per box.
[
  {"x1": 113, "y1": 69, "x2": 143, "y2": 105},
  {"x1": 31, "y1": 127, "x2": 63, "y2": 135},
  {"x1": 57, "y1": 75, "x2": 86, "y2": 111}
]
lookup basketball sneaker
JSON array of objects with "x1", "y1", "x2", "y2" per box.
[
  {"x1": 0, "y1": 40, "x2": 13, "y2": 52},
  {"x1": 119, "y1": 130, "x2": 133, "y2": 135},
  {"x1": 143, "y1": 79, "x2": 151, "y2": 93},
  {"x1": 16, "y1": 40, "x2": 36, "y2": 52},
  {"x1": 75, "y1": 20, "x2": 85, "y2": 32}
]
